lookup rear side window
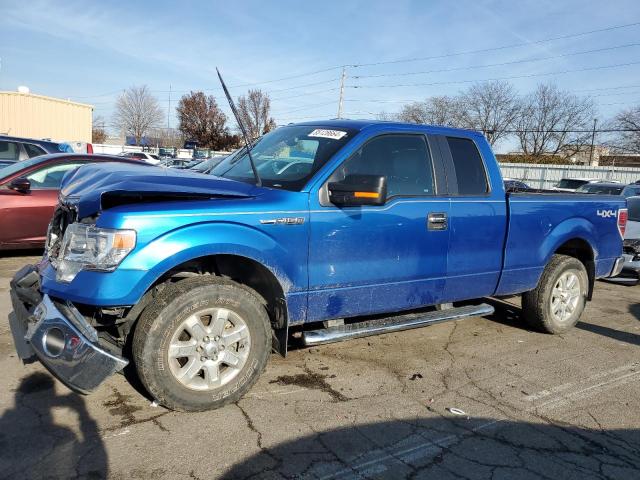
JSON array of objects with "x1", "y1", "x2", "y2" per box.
[
  {"x1": 0, "y1": 141, "x2": 19, "y2": 161},
  {"x1": 330, "y1": 134, "x2": 435, "y2": 198},
  {"x1": 24, "y1": 143, "x2": 46, "y2": 158},
  {"x1": 446, "y1": 137, "x2": 488, "y2": 195}
]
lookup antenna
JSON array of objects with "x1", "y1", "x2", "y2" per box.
[{"x1": 216, "y1": 68, "x2": 262, "y2": 187}]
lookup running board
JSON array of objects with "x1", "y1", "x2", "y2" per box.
[{"x1": 302, "y1": 303, "x2": 494, "y2": 346}]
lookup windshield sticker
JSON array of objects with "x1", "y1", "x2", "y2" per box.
[{"x1": 308, "y1": 129, "x2": 347, "y2": 140}]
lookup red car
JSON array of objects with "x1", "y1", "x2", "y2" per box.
[{"x1": 0, "y1": 153, "x2": 148, "y2": 250}]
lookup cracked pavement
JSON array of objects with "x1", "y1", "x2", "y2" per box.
[{"x1": 0, "y1": 254, "x2": 639, "y2": 479}]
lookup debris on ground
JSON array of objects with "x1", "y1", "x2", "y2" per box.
[{"x1": 447, "y1": 407, "x2": 466, "y2": 416}]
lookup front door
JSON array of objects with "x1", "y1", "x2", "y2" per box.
[{"x1": 307, "y1": 133, "x2": 450, "y2": 322}]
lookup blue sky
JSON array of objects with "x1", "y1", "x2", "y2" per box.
[{"x1": 1, "y1": 0, "x2": 640, "y2": 151}]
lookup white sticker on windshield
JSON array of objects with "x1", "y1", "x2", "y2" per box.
[{"x1": 308, "y1": 129, "x2": 347, "y2": 140}]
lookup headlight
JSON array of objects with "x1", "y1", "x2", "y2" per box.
[{"x1": 56, "y1": 223, "x2": 136, "y2": 283}]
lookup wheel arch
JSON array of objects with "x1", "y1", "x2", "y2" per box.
[
  {"x1": 130, "y1": 253, "x2": 291, "y2": 356},
  {"x1": 552, "y1": 237, "x2": 596, "y2": 299}
]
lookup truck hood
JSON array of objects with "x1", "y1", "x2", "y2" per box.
[{"x1": 60, "y1": 162, "x2": 258, "y2": 218}]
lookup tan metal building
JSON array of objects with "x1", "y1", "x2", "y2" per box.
[{"x1": 0, "y1": 91, "x2": 93, "y2": 143}]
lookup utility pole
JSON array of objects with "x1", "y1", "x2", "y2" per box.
[
  {"x1": 589, "y1": 118, "x2": 597, "y2": 166},
  {"x1": 337, "y1": 67, "x2": 346, "y2": 119}
]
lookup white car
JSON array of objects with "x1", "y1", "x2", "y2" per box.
[{"x1": 120, "y1": 152, "x2": 161, "y2": 165}]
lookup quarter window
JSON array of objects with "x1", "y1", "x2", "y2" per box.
[
  {"x1": 24, "y1": 143, "x2": 46, "y2": 158},
  {"x1": 329, "y1": 135, "x2": 435, "y2": 198},
  {"x1": 446, "y1": 137, "x2": 488, "y2": 195}
]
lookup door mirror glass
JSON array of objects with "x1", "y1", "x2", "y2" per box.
[
  {"x1": 8, "y1": 177, "x2": 31, "y2": 193},
  {"x1": 328, "y1": 174, "x2": 387, "y2": 206}
]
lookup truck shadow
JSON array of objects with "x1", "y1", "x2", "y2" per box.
[
  {"x1": 486, "y1": 298, "x2": 640, "y2": 347},
  {"x1": 0, "y1": 372, "x2": 107, "y2": 480},
  {"x1": 223, "y1": 416, "x2": 640, "y2": 479}
]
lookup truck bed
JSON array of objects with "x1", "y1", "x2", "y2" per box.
[{"x1": 495, "y1": 191, "x2": 626, "y2": 296}]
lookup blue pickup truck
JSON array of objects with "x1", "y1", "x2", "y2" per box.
[{"x1": 9, "y1": 120, "x2": 627, "y2": 411}]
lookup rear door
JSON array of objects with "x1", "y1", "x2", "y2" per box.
[
  {"x1": 307, "y1": 131, "x2": 450, "y2": 322},
  {"x1": 433, "y1": 135, "x2": 508, "y2": 301}
]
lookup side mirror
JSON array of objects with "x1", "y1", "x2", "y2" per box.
[
  {"x1": 8, "y1": 177, "x2": 31, "y2": 193},
  {"x1": 328, "y1": 174, "x2": 387, "y2": 207}
]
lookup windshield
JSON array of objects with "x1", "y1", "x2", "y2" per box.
[
  {"x1": 210, "y1": 125, "x2": 356, "y2": 190},
  {"x1": 576, "y1": 184, "x2": 624, "y2": 194},
  {"x1": 557, "y1": 179, "x2": 590, "y2": 189},
  {"x1": 629, "y1": 197, "x2": 640, "y2": 222}
]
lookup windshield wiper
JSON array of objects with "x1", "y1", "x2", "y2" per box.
[{"x1": 216, "y1": 68, "x2": 262, "y2": 187}]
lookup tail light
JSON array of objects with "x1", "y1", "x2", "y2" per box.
[
  {"x1": 86, "y1": 143, "x2": 93, "y2": 154},
  {"x1": 618, "y1": 208, "x2": 628, "y2": 239}
]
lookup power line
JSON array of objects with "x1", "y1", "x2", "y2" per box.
[
  {"x1": 350, "y1": 60, "x2": 640, "y2": 89},
  {"x1": 347, "y1": 21, "x2": 640, "y2": 69},
  {"x1": 275, "y1": 101, "x2": 338, "y2": 115},
  {"x1": 68, "y1": 21, "x2": 640, "y2": 101},
  {"x1": 352, "y1": 43, "x2": 640, "y2": 79}
]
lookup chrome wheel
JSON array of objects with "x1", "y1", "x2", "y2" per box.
[
  {"x1": 168, "y1": 307, "x2": 251, "y2": 391},
  {"x1": 550, "y1": 271, "x2": 581, "y2": 323}
]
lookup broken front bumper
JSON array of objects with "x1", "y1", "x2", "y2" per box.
[{"x1": 9, "y1": 265, "x2": 128, "y2": 394}]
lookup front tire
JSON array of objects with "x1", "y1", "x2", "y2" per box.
[
  {"x1": 132, "y1": 276, "x2": 271, "y2": 411},
  {"x1": 522, "y1": 254, "x2": 588, "y2": 334}
]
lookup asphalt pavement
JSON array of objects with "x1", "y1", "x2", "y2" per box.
[{"x1": 1, "y1": 252, "x2": 639, "y2": 479}]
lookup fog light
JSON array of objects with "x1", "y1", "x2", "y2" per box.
[{"x1": 42, "y1": 327, "x2": 66, "y2": 357}]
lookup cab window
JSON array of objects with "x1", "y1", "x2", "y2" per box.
[
  {"x1": 446, "y1": 137, "x2": 489, "y2": 195},
  {"x1": 328, "y1": 134, "x2": 434, "y2": 198}
]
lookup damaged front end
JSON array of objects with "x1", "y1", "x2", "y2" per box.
[{"x1": 9, "y1": 264, "x2": 128, "y2": 394}]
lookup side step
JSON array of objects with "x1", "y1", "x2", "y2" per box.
[{"x1": 302, "y1": 303, "x2": 494, "y2": 346}]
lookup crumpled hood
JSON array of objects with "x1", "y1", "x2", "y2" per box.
[{"x1": 60, "y1": 162, "x2": 258, "y2": 218}]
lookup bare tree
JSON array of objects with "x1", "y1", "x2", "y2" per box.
[
  {"x1": 237, "y1": 89, "x2": 276, "y2": 139},
  {"x1": 397, "y1": 96, "x2": 463, "y2": 127},
  {"x1": 91, "y1": 115, "x2": 107, "y2": 144},
  {"x1": 458, "y1": 81, "x2": 520, "y2": 146},
  {"x1": 610, "y1": 105, "x2": 640, "y2": 153},
  {"x1": 177, "y1": 91, "x2": 237, "y2": 150},
  {"x1": 515, "y1": 84, "x2": 595, "y2": 158},
  {"x1": 112, "y1": 86, "x2": 163, "y2": 145}
]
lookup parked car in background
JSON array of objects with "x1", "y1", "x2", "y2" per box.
[
  {"x1": 120, "y1": 151, "x2": 161, "y2": 165},
  {"x1": 552, "y1": 178, "x2": 607, "y2": 192},
  {"x1": 503, "y1": 178, "x2": 531, "y2": 192},
  {"x1": 0, "y1": 135, "x2": 77, "y2": 168},
  {"x1": 618, "y1": 196, "x2": 640, "y2": 282},
  {"x1": 161, "y1": 158, "x2": 192, "y2": 168},
  {"x1": 188, "y1": 153, "x2": 231, "y2": 173},
  {"x1": 158, "y1": 147, "x2": 176, "y2": 160},
  {"x1": 622, "y1": 184, "x2": 640, "y2": 198},
  {"x1": 575, "y1": 182, "x2": 625, "y2": 195},
  {"x1": 0, "y1": 153, "x2": 147, "y2": 250}
]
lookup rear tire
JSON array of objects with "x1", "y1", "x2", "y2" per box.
[
  {"x1": 522, "y1": 254, "x2": 588, "y2": 334},
  {"x1": 132, "y1": 276, "x2": 271, "y2": 411}
]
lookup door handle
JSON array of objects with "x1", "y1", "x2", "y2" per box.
[{"x1": 427, "y1": 212, "x2": 448, "y2": 231}]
